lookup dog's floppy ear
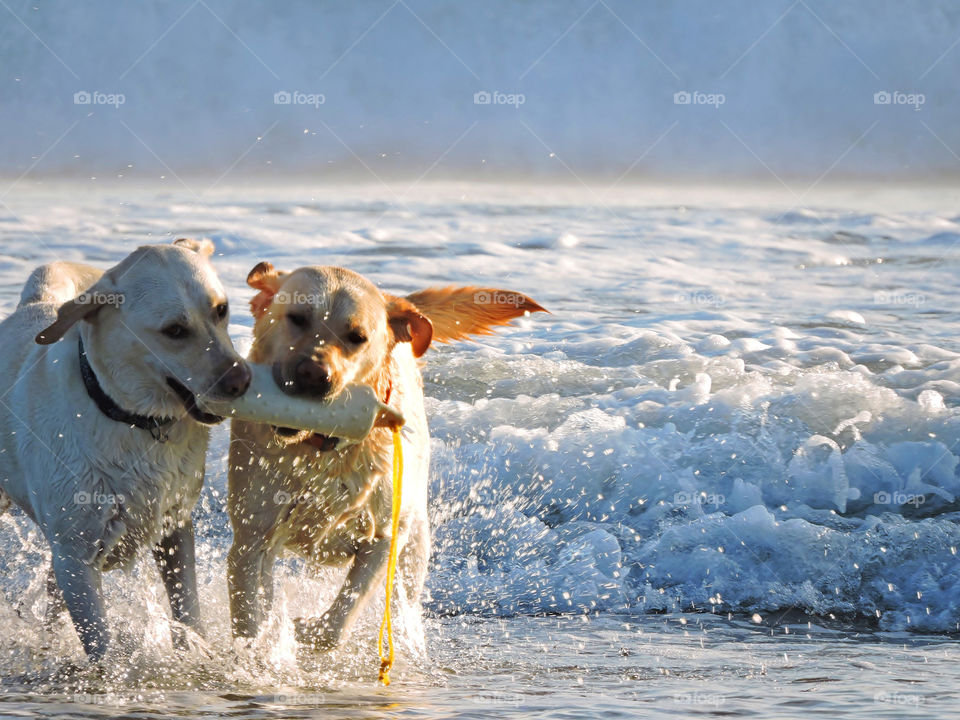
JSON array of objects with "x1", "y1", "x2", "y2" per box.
[
  {"x1": 35, "y1": 276, "x2": 120, "y2": 345},
  {"x1": 404, "y1": 286, "x2": 547, "y2": 343},
  {"x1": 173, "y1": 237, "x2": 215, "y2": 258},
  {"x1": 247, "y1": 261, "x2": 288, "y2": 319},
  {"x1": 386, "y1": 296, "x2": 433, "y2": 358}
]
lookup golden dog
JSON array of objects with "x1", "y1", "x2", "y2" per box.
[{"x1": 227, "y1": 262, "x2": 544, "y2": 649}]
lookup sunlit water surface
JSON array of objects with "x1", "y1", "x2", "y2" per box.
[{"x1": 1, "y1": 183, "x2": 959, "y2": 718}]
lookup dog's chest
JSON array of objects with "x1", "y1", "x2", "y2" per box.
[
  {"x1": 83, "y1": 427, "x2": 207, "y2": 567},
  {"x1": 111, "y1": 447, "x2": 201, "y2": 513},
  {"x1": 280, "y1": 442, "x2": 391, "y2": 560}
]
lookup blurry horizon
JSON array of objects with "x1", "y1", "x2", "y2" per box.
[{"x1": 2, "y1": 0, "x2": 960, "y2": 185}]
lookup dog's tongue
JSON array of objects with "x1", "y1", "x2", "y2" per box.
[{"x1": 304, "y1": 433, "x2": 339, "y2": 451}]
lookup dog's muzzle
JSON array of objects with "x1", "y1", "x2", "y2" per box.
[{"x1": 274, "y1": 358, "x2": 333, "y2": 399}]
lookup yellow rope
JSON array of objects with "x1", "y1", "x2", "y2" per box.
[{"x1": 378, "y1": 428, "x2": 403, "y2": 686}]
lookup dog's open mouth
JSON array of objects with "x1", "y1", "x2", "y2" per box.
[
  {"x1": 166, "y1": 377, "x2": 225, "y2": 425},
  {"x1": 272, "y1": 425, "x2": 302, "y2": 438},
  {"x1": 272, "y1": 425, "x2": 340, "y2": 451}
]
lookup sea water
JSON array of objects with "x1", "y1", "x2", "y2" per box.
[{"x1": 0, "y1": 182, "x2": 958, "y2": 718}]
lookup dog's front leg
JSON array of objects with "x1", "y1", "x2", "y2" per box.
[
  {"x1": 228, "y1": 538, "x2": 274, "y2": 638},
  {"x1": 295, "y1": 536, "x2": 391, "y2": 649},
  {"x1": 153, "y1": 520, "x2": 203, "y2": 649},
  {"x1": 51, "y1": 551, "x2": 108, "y2": 660},
  {"x1": 43, "y1": 565, "x2": 67, "y2": 628}
]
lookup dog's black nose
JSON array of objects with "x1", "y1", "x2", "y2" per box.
[
  {"x1": 219, "y1": 361, "x2": 252, "y2": 398},
  {"x1": 295, "y1": 358, "x2": 332, "y2": 397}
]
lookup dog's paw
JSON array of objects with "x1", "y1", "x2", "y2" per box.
[
  {"x1": 170, "y1": 623, "x2": 213, "y2": 659},
  {"x1": 293, "y1": 615, "x2": 342, "y2": 650}
]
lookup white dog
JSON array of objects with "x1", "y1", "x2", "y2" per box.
[
  {"x1": 227, "y1": 262, "x2": 544, "y2": 649},
  {"x1": 0, "y1": 238, "x2": 251, "y2": 659}
]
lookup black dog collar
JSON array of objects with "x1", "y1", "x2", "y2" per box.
[{"x1": 78, "y1": 336, "x2": 176, "y2": 442}]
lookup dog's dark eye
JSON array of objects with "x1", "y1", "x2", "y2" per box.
[
  {"x1": 215, "y1": 303, "x2": 228, "y2": 320},
  {"x1": 347, "y1": 330, "x2": 367, "y2": 345},
  {"x1": 162, "y1": 323, "x2": 189, "y2": 340},
  {"x1": 287, "y1": 312, "x2": 308, "y2": 329}
]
